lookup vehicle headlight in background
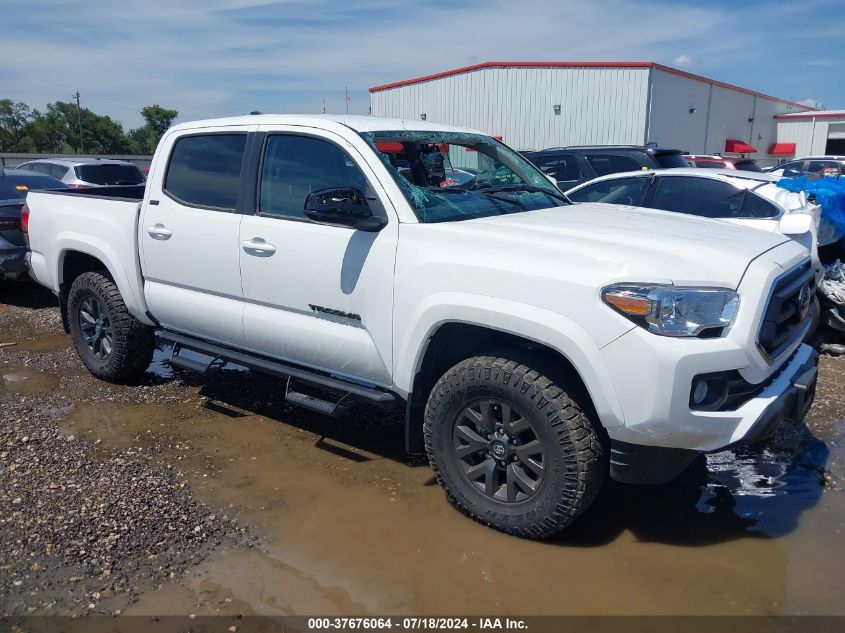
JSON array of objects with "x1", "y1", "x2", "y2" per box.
[{"x1": 602, "y1": 284, "x2": 739, "y2": 337}]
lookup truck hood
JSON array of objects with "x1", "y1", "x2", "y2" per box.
[{"x1": 458, "y1": 203, "x2": 795, "y2": 288}]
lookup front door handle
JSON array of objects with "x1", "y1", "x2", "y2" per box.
[
  {"x1": 146, "y1": 223, "x2": 172, "y2": 240},
  {"x1": 241, "y1": 237, "x2": 277, "y2": 256}
]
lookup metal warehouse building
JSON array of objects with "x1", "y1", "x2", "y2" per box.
[
  {"x1": 369, "y1": 62, "x2": 813, "y2": 158},
  {"x1": 774, "y1": 110, "x2": 845, "y2": 158}
]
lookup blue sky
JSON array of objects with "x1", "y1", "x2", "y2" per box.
[{"x1": 1, "y1": 0, "x2": 843, "y2": 129}]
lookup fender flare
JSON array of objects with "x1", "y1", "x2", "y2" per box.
[
  {"x1": 394, "y1": 293, "x2": 626, "y2": 429},
  {"x1": 56, "y1": 234, "x2": 154, "y2": 326}
]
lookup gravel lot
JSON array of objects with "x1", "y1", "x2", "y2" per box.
[{"x1": 0, "y1": 284, "x2": 255, "y2": 616}]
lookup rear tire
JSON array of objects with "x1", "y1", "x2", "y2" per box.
[
  {"x1": 424, "y1": 354, "x2": 605, "y2": 538},
  {"x1": 67, "y1": 271, "x2": 155, "y2": 383}
]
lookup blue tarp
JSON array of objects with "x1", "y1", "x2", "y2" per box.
[{"x1": 777, "y1": 177, "x2": 845, "y2": 233}]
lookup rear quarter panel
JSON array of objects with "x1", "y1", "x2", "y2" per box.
[{"x1": 26, "y1": 191, "x2": 152, "y2": 325}]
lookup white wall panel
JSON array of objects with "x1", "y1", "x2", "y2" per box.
[
  {"x1": 370, "y1": 66, "x2": 650, "y2": 151},
  {"x1": 371, "y1": 65, "x2": 813, "y2": 156},
  {"x1": 647, "y1": 69, "x2": 711, "y2": 152}
]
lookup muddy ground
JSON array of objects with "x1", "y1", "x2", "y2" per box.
[{"x1": 1, "y1": 281, "x2": 844, "y2": 619}]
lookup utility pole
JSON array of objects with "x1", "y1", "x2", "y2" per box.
[
  {"x1": 73, "y1": 91, "x2": 84, "y2": 153},
  {"x1": 322, "y1": 97, "x2": 326, "y2": 114},
  {"x1": 345, "y1": 86, "x2": 350, "y2": 114}
]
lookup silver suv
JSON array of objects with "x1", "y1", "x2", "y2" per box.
[{"x1": 14, "y1": 158, "x2": 144, "y2": 188}]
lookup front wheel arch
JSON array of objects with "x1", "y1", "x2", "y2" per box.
[{"x1": 404, "y1": 322, "x2": 606, "y2": 456}]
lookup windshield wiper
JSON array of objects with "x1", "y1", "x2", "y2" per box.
[{"x1": 471, "y1": 184, "x2": 571, "y2": 205}]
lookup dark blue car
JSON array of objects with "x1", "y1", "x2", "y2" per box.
[{"x1": 0, "y1": 169, "x2": 67, "y2": 280}]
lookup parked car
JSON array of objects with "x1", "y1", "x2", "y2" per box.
[
  {"x1": 24, "y1": 115, "x2": 817, "y2": 538},
  {"x1": 0, "y1": 169, "x2": 67, "y2": 280},
  {"x1": 767, "y1": 156, "x2": 845, "y2": 179},
  {"x1": 565, "y1": 168, "x2": 841, "y2": 278},
  {"x1": 522, "y1": 144, "x2": 688, "y2": 189},
  {"x1": 684, "y1": 154, "x2": 762, "y2": 172},
  {"x1": 15, "y1": 158, "x2": 145, "y2": 188}
]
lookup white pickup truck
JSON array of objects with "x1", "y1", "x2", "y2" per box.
[{"x1": 23, "y1": 115, "x2": 819, "y2": 538}]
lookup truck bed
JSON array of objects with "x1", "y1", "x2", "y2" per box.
[{"x1": 25, "y1": 186, "x2": 152, "y2": 325}]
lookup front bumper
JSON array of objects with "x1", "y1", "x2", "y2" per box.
[
  {"x1": 607, "y1": 345, "x2": 818, "y2": 484},
  {"x1": 0, "y1": 245, "x2": 28, "y2": 280}
]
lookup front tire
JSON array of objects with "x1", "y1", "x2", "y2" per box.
[
  {"x1": 424, "y1": 354, "x2": 605, "y2": 538},
  {"x1": 67, "y1": 271, "x2": 155, "y2": 383}
]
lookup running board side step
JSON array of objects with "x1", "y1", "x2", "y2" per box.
[
  {"x1": 159, "y1": 331, "x2": 400, "y2": 409},
  {"x1": 285, "y1": 377, "x2": 352, "y2": 416},
  {"x1": 169, "y1": 342, "x2": 218, "y2": 374}
]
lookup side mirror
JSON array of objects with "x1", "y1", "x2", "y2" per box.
[
  {"x1": 304, "y1": 187, "x2": 387, "y2": 232},
  {"x1": 778, "y1": 213, "x2": 813, "y2": 236}
]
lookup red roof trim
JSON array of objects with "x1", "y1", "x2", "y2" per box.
[
  {"x1": 650, "y1": 64, "x2": 812, "y2": 111},
  {"x1": 774, "y1": 112, "x2": 845, "y2": 120},
  {"x1": 369, "y1": 61, "x2": 653, "y2": 92},
  {"x1": 768, "y1": 142, "x2": 796, "y2": 155},
  {"x1": 368, "y1": 61, "x2": 814, "y2": 111}
]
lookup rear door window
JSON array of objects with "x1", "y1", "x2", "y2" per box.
[
  {"x1": 586, "y1": 154, "x2": 641, "y2": 176},
  {"x1": 779, "y1": 161, "x2": 806, "y2": 177},
  {"x1": 50, "y1": 164, "x2": 68, "y2": 180},
  {"x1": 649, "y1": 176, "x2": 745, "y2": 218},
  {"x1": 31, "y1": 163, "x2": 53, "y2": 176},
  {"x1": 164, "y1": 134, "x2": 248, "y2": 210},
  {"x1": 568, "y1": 177, "x2": 651, "y2": 205},
  {"x1": 740, "y1": 192, "x2": 780, "y2": 218},
  {"x1": 529, "y1": 154, "x2": 582, "y2": 185}
]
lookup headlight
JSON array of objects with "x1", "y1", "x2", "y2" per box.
[{"x1": 602, "y1": 284, "x2": 739, "y2": 337}]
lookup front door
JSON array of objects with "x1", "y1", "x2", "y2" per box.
[
  {"x1": 140, "y1": 126, "x2": 255, "y2": 346},
  {"x1": 238, "y1": 128, "x2": 397, "y2": 386}
]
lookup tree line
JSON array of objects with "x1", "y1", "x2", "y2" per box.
[{"x1": 0, "y1": 99, "x2": 178, "y2": 155}]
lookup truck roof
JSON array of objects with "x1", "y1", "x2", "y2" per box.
[{"x1": 169, "y1": 114, "x2": 484, "y2": 135}]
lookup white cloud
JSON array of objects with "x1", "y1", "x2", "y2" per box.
[
  {"x1": 799, "y1": 98, "x2": 826, "y2": 110},
  {"x1": 672, "y1": 54, "x2": 692, "y2": 67}
]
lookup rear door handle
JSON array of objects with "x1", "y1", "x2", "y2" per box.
[
  {"x1": 241, "y1": 238, "x2": 276, "y2": 256},
  {"x1": 146, "y1": 223, "x2": 172, "y2": 240}
]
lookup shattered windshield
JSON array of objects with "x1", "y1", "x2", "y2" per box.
[{"x1": 360, "y1": 130, "x2": 569, "y2": 223}]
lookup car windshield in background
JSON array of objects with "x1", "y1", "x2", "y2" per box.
[
  {"x1": 360, "y1": 131, "x2": 568, "y2": 223},
  {"x1": 654, "y1": 152, "x2": 690, "y2": 169},
  {"x1": 75, "y1": 164, "x2": 144, "y2": 185},
  {"x1": 0, "y1": 174, "x2": 67, "y2": 200}
]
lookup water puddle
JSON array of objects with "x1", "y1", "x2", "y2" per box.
[
  {"x1": 0, "y1": 368, "x2": 59, "y2": 395},
  {"x1": 64, "y1": 382, "x2": 842, "y2": 616},
  {"x1": 14, "y1": 332, "x2": 70, "y2": 353},
  {"x1": 11, "y1": 343, "x2": 842, "y2": 616}
]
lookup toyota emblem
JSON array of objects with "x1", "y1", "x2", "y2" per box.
[{"x1": 798, "y1": 284, "x2": 812, "y2": 320}]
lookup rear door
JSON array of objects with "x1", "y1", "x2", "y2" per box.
[
  {"x1": 645, "y1": 176, "x2": 769, "y2": 228},
  {"x1": 237, "y1": 126, "x2": 397, "y2": 385},
  {"x1": 140, "y1": 125, "x2": 256, "y2": 346}
]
